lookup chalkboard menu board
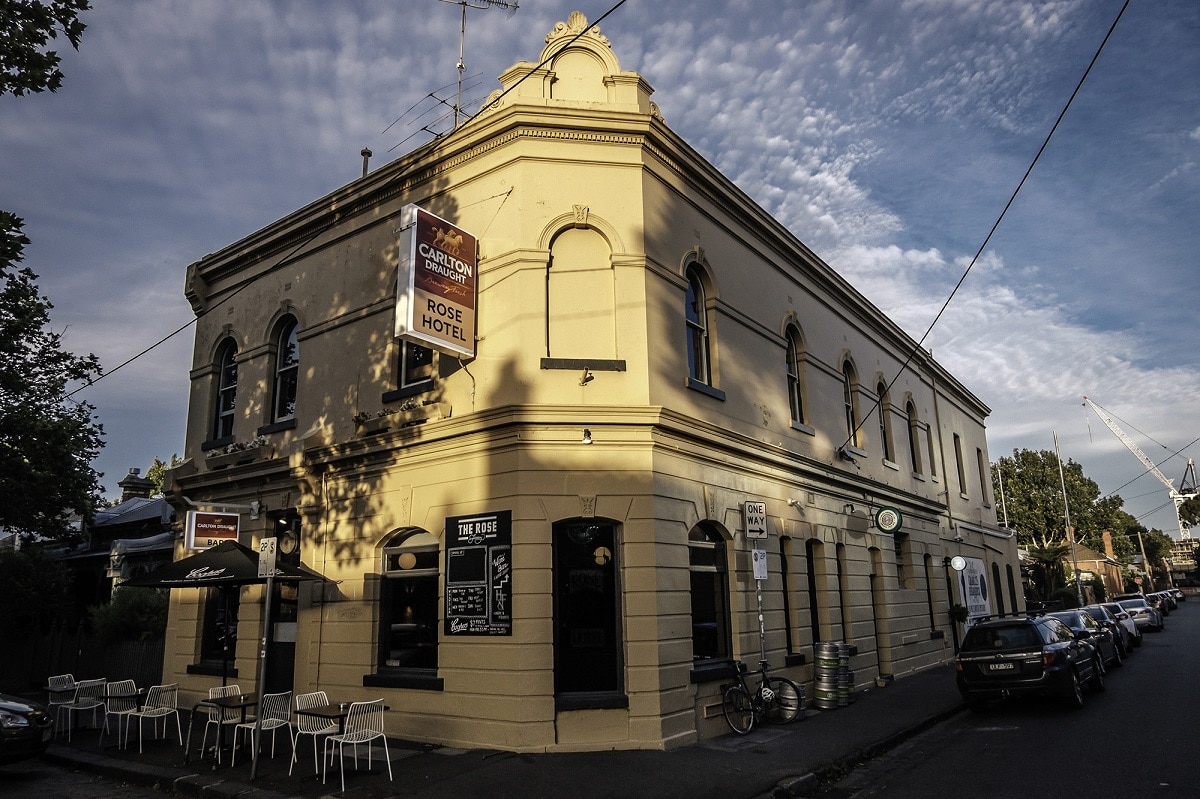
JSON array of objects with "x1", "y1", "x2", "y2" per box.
[{"x1": 444, "y1": 510, "x2": 512, "y2": 636}]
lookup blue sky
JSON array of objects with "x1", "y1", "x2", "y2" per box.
[{"x1": 2, "y1": 0, "x2": 1197, "y2": 537}]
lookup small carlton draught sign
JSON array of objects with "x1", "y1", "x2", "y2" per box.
[
  {"x1": 395, "y1": 204, "x2": 478, "y2": 358},
  {"x1": 185, "y1": 510, "x2": 240, "y2": 550}
]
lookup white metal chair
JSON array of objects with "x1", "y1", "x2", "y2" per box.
[
  {"x1": 232, "y1": 690, "x2": 292, "y2": 767},
  {"x1": 60, "y1": 678, "x2": 107, "y2": 741},
  {"x1": 46, "y1": 674, "x2": 75, "y2": 737},
  {"x1": 128, "y1": 683, "x2": 182, "y2": 753},
  {"x1": 199, "y1": 684, "x2": 245, "y2": 764},
  {"x1": 322, "y1": 699, "x2": 392, "y2": 792},
  {"x1": 290, "y1": 690, "x2": 338, "y2": 775},
  {"x1": 100, "y1": 679, "x2": 139, "y2": 748}
]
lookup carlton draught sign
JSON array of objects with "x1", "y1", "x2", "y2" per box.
[{"x1": 395, "y1": 204, "x2": 477, "y2": 358}]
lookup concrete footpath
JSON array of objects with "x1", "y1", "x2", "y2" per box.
[{"x1": 41, "y1": 664, "x2": 964, "y2": 799}]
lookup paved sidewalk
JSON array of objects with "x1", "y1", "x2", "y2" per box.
[{"x1": 41, "y1": 664, "x2": 964, "y2": 799}]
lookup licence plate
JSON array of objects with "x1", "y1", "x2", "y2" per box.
[{"x1": 988, "y1": 662, "x2": 1015, "y2": 671}]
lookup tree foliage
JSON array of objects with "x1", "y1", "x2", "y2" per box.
[
  {"x1": 0, "y1": 0, "x2": 89, "y2": 96},
  {"x1": 0, "y1": 212, "x2": 105, "y2": 541},
  {"x1": 88, "y1": 587, "x2": 169, "y2": 643},
  {"x1": 992, "y1": 449, "x2": 1133, "y2": 559},
  {"x1": 146, "y1": 454, "x2": 183, "y2": 496},
  {"x1": 0, "y1": 547, "x2": 72, "y2": 640}
]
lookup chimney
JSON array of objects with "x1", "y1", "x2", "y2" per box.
[
  {"x1": 1102, "y1": 530, "x2": 1116, "y2": 560},
  {"x1": 117, "y1": 468, "x2": 155, "y2": 502}
]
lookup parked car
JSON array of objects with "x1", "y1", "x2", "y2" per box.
[
  {"x1": 0, "y1": 693, "x2": 55, "y2": 765},
  {"x1": 1170, "y1": 587, "x2": 1185, "y2": 602},
  {"x1": 1049, "y1": 609, "x2": 1123, "y2": 668},
  {"x1": 1145, "y1": 592, "x2": 1171, "y2": 617},
  {"x1": 1100, "y1": 602, "x2": 1143, "y2": 649},
  {"x1": 1084, "y1": 604, "x2": 1137, "y2": 654},
  {"x1": 955, "y1": 614, "x2": 1104, "y2": 712},
  {"x1": 1156, "y1": 591, "x2": 1178, "y2": 611},
  {"x1": 1116, "y1": 597, "x2": 1164, "y2": 632}
]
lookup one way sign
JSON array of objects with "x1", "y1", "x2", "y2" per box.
[{"x1": 743, "y1": 501, "x2": 767, "y2": 540}]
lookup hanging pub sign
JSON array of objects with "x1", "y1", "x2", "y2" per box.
[
  {"x1": 184, "y1": 510, "x2": 240, "y2": 550},
  {"x1": 394, "y1": 204, "x2": 478, "y2": 358},
  {"x1": 444, "y1": 510, "x2": 512, "y2": 636}
]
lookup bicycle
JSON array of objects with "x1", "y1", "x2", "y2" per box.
[{"x1": 720, "y1": 659, "x2": 802, "y2": 734}]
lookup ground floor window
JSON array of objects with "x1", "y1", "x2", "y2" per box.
[
  {"x1": 553, "y1": 520, "x2": 623, "y2": 702},
  {"x1": 378, "y1": 529, "x2": 440, "y2": 672},
  {"x1": 689, "y1": 524, "x2": 730, "y2": 662},
  {"x1": 200, "y1": 587, "x2": 239, "y2": 666}
]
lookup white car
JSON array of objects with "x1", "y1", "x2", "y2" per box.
[{"x1": 1099, "y1": 602, "x2": 1142, "y2": 649}]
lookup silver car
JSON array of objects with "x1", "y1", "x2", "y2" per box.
[
  {"x1": 1117, "y1": 597, "x2": 1164, "y2": 632},
  {"x1": 1098, "y1": 602, "x2": 1142, "y2": 650}
]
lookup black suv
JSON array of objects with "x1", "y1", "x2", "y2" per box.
[{"x1": 955, "y1": 614, "x2": 1104, "y2": 711}]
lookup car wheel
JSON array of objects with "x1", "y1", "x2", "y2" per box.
[
  {"x1": 1112, "y1": 643, "x2": 1125, "y2": 667},
  {"x1": 1064, "y1": 670, "x2": 1085, "y2": 709},
  {"x1": 1091, "y1": 656, "x2": 1106, "y2": 692}
]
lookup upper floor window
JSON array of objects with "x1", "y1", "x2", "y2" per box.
[
  {"x1": 953, "y1": 433, "x2": 967, "y2": 495},
  {"x1": 272, "y1": 318, "x2": 299, "y2": 423},
  {"x1": 785, "y1": 326, "x2": 806, "y2": 426},
  {"x1": 906, "y1": 401, "x2": 923, "y2": 474},
  {"x1": 876, "y1": 381, "x2": 893, "y2": 462},
  {"x1": 977, "y1": 447, "x2": 990, "y2": 505},
  {"x1": 842, "y1": 360, "x2": 860, "y2": 448},
  {"x1": 685, "y1": 266, "x2": 711, "y2": 386},
  {"x1": 399, "y1": 341, "x2": 434, "y2": 392},
  {"x1": 213, "y1": 339, "x2": 238, "y2": 441}
]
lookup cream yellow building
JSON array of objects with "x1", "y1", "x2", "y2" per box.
[{"x1": 163, "y1": 11, "x2": 1020, "y2": 751}]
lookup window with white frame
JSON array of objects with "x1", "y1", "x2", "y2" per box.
[
  {"x1": 378, "y1": 529, "x2": 440, "y2": 672},
  {"x1": 685, "y1": 266, "x2": 711, "y2": 386},
  {"x1": 785, "y1": 325, "x2": 806, "y2": 426},
  {"x1": 272, "y1": 317, "x2": 299, "y2": 423},
  {"x1": 213, "y1": 339, "x2": 238, "y2": 441},
  {"x1": 688, "y1": 524, "x2": 730, "y2": 661}
]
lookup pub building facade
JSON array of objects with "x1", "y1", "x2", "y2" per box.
[{"x1": 162, "y1": 11, "x2": 1020, "y2": 751}]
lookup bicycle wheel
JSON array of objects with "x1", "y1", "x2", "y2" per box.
[
  {"x1": 721, "y1": 683, "x2": 755, "y2": 734},
  {"x1": 762, "y1": 677, "x2": 802, "y2": 724}
]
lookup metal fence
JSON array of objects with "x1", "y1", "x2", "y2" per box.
[{"x1": 0, "y1": 621, "x2": 164, "y2": 693}]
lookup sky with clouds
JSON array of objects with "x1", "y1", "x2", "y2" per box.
[{"x1": 2, "y1": 0, "x2": 1197, "y2": 538}]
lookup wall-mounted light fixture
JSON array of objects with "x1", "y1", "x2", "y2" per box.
[
  {"x1": 580, "y1": 368, "x2": 594, "y2": 386},
  {"x1": 843, "y1": 503, "x2": 856, "y2": 514},
  {"x1": 582, "y1": 428, "x2": 593, "y2": 445}
]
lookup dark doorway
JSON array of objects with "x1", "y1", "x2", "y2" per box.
[{"x1": 553, "y1": 520, "x2": 624, "y2": 706}]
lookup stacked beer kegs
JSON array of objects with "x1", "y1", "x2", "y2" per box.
[{"x1": 813, "y1": 641, "x2": 854, "y2": 709}]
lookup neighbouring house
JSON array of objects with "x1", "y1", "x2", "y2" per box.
[{"x1": 158, "y1": 11, "x2": 1018, "y2": 751}]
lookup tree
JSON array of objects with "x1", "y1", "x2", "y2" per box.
[
  {"x1": 145, "y1": 455, "x2": 183, "y2": 496},
  {"x1": 1024, "y1": 535, "x2": 1070, "y2": 602},
  {"x1": 0, "y1": 212, "x2": 105, "y2": 541},
  {"x1": 0, "y1": 547, "x2": 72, "y2": 640},
  {"x1": 0, "y1": 0, "x2": 90, "y2": 96},
  {"x1": 992, "y1": 449, "x2": 1132, "y2": 558}
]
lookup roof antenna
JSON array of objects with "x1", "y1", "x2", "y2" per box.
[{"x1": 437, "y1": 0, "x2": 519, "y2": 129}]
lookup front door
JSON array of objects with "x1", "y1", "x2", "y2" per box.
[{"x1": 553, "y1": 520, "x2": 623, "y2": 701}]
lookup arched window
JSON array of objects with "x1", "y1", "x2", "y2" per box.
[
  {"x1": 842, "y1": 360, "x2": 860, "y2": 447},
  {"x1": 688, "y1": 524, "x2": 730, "y2": 661},
  {"x1": 685, "y1": 266, "x2": 711, "y2": 386},
  {"x1": 272, "y1": 318, "x2": 299, "y2": 423},
  {"x1": 876, "y1": 381, "x2": 893, "y2": 461},
  {"x1": 806, "y1": 538, "x2": 823, "y2": 645},
  {"x1": 785, "y1": 325, "x2": 806, "y2": 425},
  {"x1": 906, "y1": 401, "x2": 922, "y2": 474},
  {"x1": 377, "y1": 529, "x2": 440, "y2": 673},
  {"x1": 213, "y1": 339, "x2": 238, "y2": 441}
]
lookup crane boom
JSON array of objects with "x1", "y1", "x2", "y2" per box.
[{"x1": 1083, "y1": 396, "x2": 1196, "y2": 539}]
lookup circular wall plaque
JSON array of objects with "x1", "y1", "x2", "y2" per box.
[
  {"x1": 874, "y1": 506, "x2": 903, "y2": 533},
  {"x1": 950, "y1": 555, "x2": 967, "y2": 572}
]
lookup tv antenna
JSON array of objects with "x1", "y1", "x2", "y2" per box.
[{"x1": 437, "y1": 0, "x2": 519, "y2": 128}]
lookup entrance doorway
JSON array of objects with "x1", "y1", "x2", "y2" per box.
[{"x1": 552, "y1": 520, "x2": 624, "y2": 706}]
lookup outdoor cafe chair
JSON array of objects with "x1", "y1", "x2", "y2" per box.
[
  {"x1": 322, "y1": 699, "x2": 393, "y2": 792},
  {"x1": 100, "y1": 679, "x2": 139, "y2": 748},
  {"x1": 232, "y1": 690, "x2": 292, "y2": 767},
  {"x1": 199, "y1": 684, "x2": 246, "y2": 764},
  {"x1": 46, "y1": 674, "x2": 75, "y2": 736},
  {"x1": 129, "y1": 683, "x2": 182, "y2": 753},
  {"x1": 290, "y1": 690, "x2": 338, "y2": 775},
  {"x1": 60, "y1": 677, "x2": 107, "y2": 741}
]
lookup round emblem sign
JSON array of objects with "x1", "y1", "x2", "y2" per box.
[
  {"x1": 874, "y1": 506, "x2": 903, "y2": 533},
  {"x1": 950, "y1": 555, "x2": 967, "y2": 572}
]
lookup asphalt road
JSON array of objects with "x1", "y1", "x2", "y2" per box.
[{"x1": 818, "y1": 600, "x2": 1197, "y2": 799}]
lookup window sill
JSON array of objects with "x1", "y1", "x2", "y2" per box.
[
  {"x1": 843, "y1": 444, "x2": 868, "y2": 460},
  {"x1": 554, "y1": 691, "x2": 629, "y2": 711},
  {"x1": 912, "y1": 472, "x2": 926, "y2": 482},
  {"x1": 689, "y1": 659, "x2": 736, "y2": 684},
  {"x1": 201, "y1": 436, "x2": 234, "y2": 452},
  {"x1": 790, "y1": 421, "x2": 815, "y2": 436},
  {"x1": 686, "y1": 378, "x2": 726, "y2": 401},
  {"x1": 257, "y1": 419, "x2": 296, "y2": 436},
  {"x1": 381, "y1": 384, "x2": 434, "y2": 404},
  {"x1": 882, "y1": 458, "x2": 900, "y2": 471},
  {"x1": 363, "y1": 671, "x2": 444, "y2": 691}
]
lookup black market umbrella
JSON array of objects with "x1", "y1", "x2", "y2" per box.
[{"x1": 119, "y1": 539, "x2": 328, "y2": 588}]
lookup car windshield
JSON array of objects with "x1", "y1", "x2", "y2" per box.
[
  {"x1": 1048, "y1": 612, "x2": 1080, "y2": 627},
  {"x1": 961, "y1": 624, "x2": 1042, "y2": 652},
  {"x1": 1082, "y1": 608, "x2": 1106, "y2": 621},
  {"x1": 1119, "y1": 599, "x2": 1148, "y2": 610}
]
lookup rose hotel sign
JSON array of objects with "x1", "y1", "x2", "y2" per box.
[{"x1": 395, "y1": 204, "x2": 478, "y2": 358}]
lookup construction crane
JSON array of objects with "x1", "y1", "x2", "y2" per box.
[{"x1": 1082, "y1": 396, "x2": 1197, "y2": 540}]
